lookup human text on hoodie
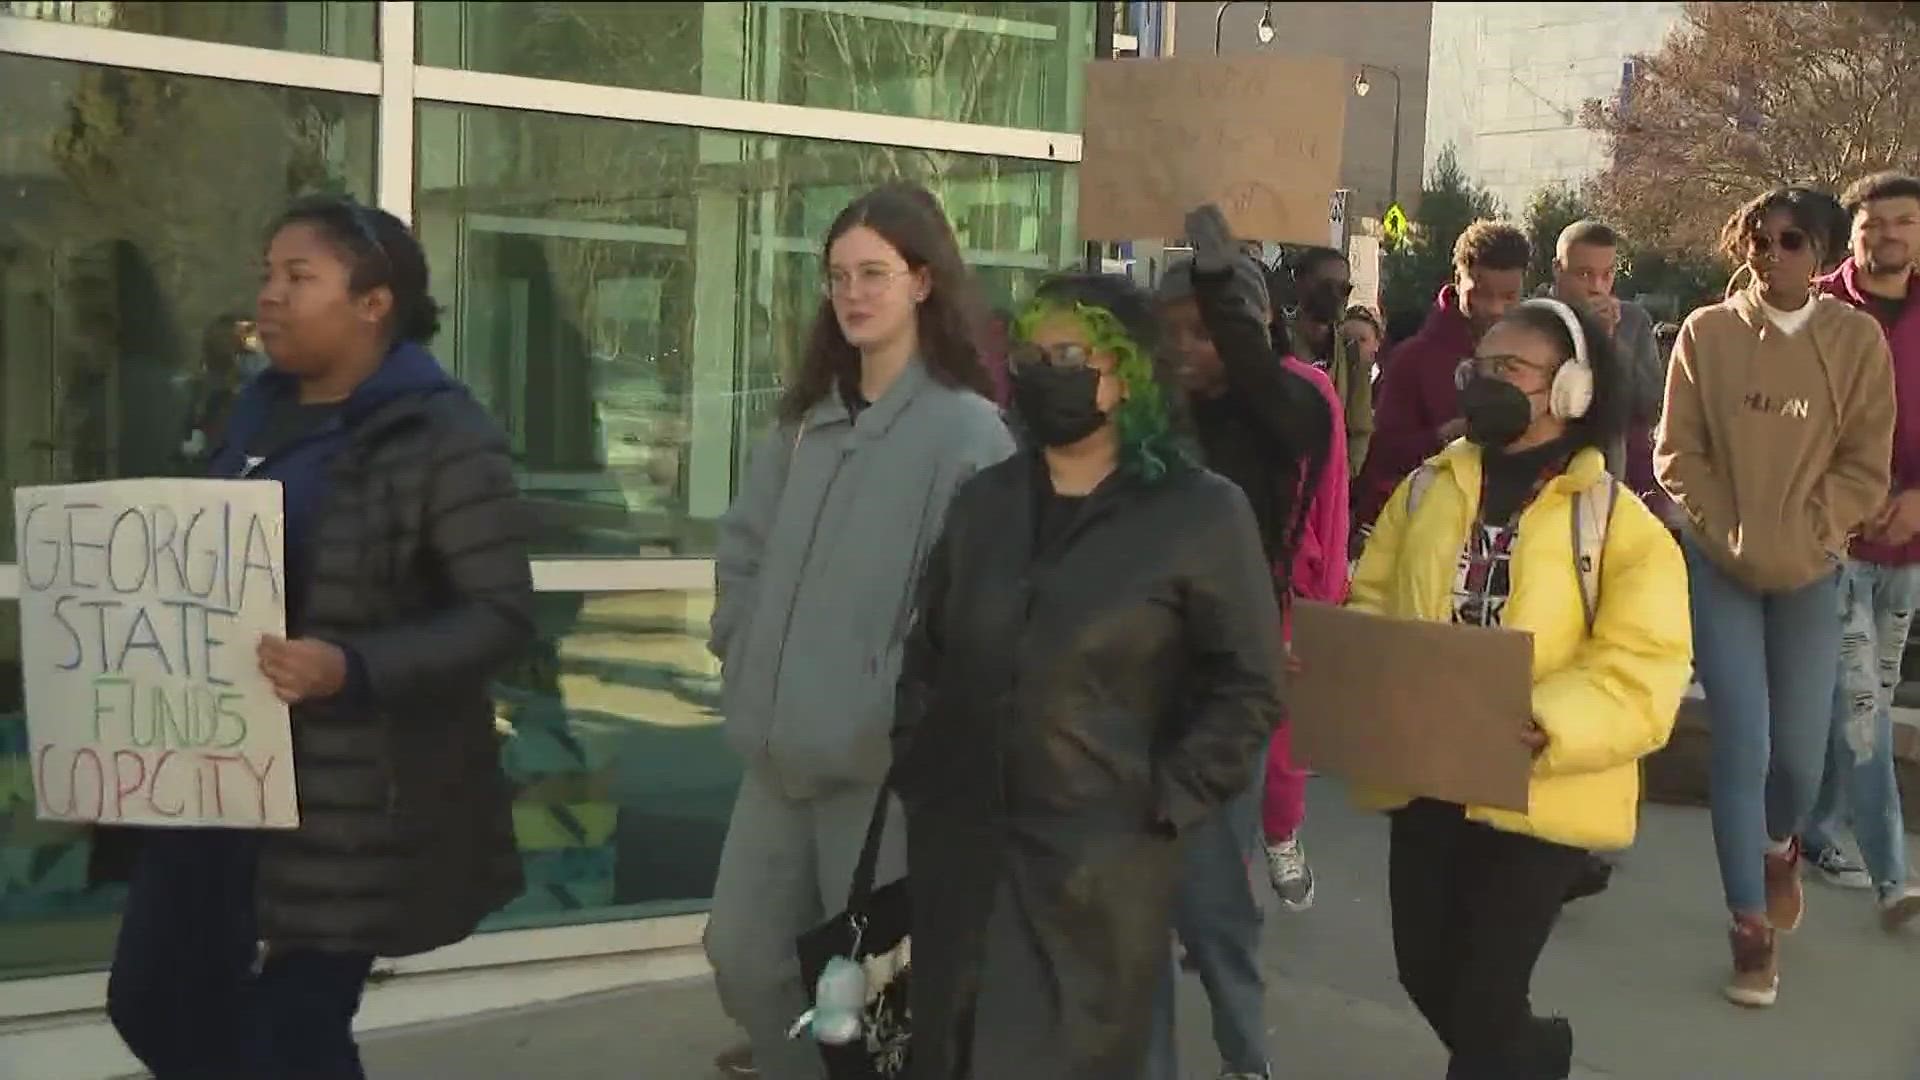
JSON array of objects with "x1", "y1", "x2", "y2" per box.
[{"x1": 1655, "y1": 288, "x2": 1895, "y2": 592}]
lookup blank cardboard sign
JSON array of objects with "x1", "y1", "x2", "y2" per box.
[
  {"x1": 1079, "y1": 53, "x2": 1348, "y2": 244},
  {"x1": 1289, "y1": 602, "x2": 1534, "y2": 813}
]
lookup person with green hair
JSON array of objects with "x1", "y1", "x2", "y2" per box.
[{"x1": 891, "y1": 272, "x2": 1285, "y2": 1079}]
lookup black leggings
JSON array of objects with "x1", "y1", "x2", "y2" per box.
[{"x1": 1389, "y1": 800, "x2": 1589, "y2": 1080}]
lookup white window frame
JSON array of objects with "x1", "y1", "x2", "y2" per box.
[
  {"x1": 0, "y1": 0, "x2": 1086, "y2": 1009},
  {"x1": 0, "y1": 14, "x2": 381, "y2": 92},
  {"x1": 0, "y1": 1, "x2": 1086, "y2": 611}
]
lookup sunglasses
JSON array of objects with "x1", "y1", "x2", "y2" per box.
[
  {"x1": 1010, "y1": 342, "x2": 1094, "y2": 371},
  {"x1": 1750, "y1": 230, "x2": 1808, "y2": 256}
]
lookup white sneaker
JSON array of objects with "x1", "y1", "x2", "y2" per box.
[
  {"x1": 1807, "y1": 845, "x2": 1872, "y2": 890},
  {"x1": 1265, "y1": 835, "x2": 1316, "y2": 911}
]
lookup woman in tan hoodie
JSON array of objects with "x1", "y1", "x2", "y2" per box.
[{"x1": 1656, "y1": 188, "x2": 1896, "y2": 1009}]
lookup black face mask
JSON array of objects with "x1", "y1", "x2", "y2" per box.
[
  {"x1": 1012, "y1": 363, "x2": 1107, "y2": 448},
  {"x1": 1459, "y1": 376, "x2": 1536, "y2": 449}
]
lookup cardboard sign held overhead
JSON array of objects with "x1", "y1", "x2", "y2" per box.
[{"x1": 1080, "y1": 53, "x2": 1348, "y2": 245}]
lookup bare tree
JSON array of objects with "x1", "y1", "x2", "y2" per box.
[{"x1": 1584, "y1": 1, "x2": 1920, "y2": 256}]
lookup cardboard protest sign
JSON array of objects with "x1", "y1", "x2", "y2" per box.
[
  {"x1": 13, "y1": 480, "x2": 297, "y2": 828},
  {"x1": 1288, "y1": 602, "x2": 1534, "y2": 813},
  {"x1": 1079, "y1": 53, "x2": 1347, "y2": 244}
]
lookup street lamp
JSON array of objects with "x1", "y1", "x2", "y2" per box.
[
  {"x1": 1354, "y1": 63, "x2": 1404, "y2": 210},
  {"x1": 1213, "y1": 0, "x2": 1275, "y2": 54}
]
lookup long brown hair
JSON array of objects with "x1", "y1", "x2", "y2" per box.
[{"x1": 778, "y1": 182, "x2": 992, "y2": 421}]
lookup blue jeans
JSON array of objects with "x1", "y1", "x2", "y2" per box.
[
  {"x1": 107, "y1": 830, "x2": 375, "y2": 1079},
  {"x1": 1685, "y1": 540, "x2": 1844, "y2": 916},
  {"x1": 1145, "y1": 776, "x2": 1268, "y2": 1079},
  {"x1": 1805, "y1": 561, "x2": 1920, "y2": 896}
]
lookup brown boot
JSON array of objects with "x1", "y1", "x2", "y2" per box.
[
  {"x1": 1724, "y1": 915, "x2": 1778, "y2": 1008},
  {"x1": 1764, "y1": 839, "x2": 1804, "y2": 932}
]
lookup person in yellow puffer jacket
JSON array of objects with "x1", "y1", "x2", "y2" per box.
[{"x1": 1349, "y1": 297, "x2": 1693, "y2": 1080}]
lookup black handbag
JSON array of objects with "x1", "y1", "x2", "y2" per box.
[{"x1": 795, "y1": 786, "x2": 912, "y2": 1079}]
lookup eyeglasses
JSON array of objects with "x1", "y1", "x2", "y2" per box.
[
  {"x1": 1750, "y1": 229, "x2": 1808, "y2": 256},
  {"x1": 1010, "y1": 342, "x2": 1094, "y2": 371},
  {"x1": 1454, "y1": 354, "x2": 1554, "y2": 390},
  {"x1": 822, "y1": 266, "x2": 909, "y2": 298}
]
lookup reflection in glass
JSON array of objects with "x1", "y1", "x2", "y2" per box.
[
  {"x1": 417, "y1": 2, "x2": 1093, "y2": 130},
  {"x1": 419, "y1": 1, "x2": 706, "y2": 96},
  {"x1": 0, "y1": 599, "x2": 125, "y2": 979},
  {"x1": 0, "y1": 54, "x2": 376, "y2": 562},
  {"x1": 417, "y1": 102, "x2": 1075, "y2": 558},
  {"x1": 0, "y1": 589, "x2": 745, "y2": 970},
  {"x1": 0, "y1": 0, "x2": 378, "y2": 60},
  {"x1": 484, "y1": 590, "x2": 736, "y2": 928},
  {"x1": 772, "y1": 1, "x2": 1091, "y2": 130}
]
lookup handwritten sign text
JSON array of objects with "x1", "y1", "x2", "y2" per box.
[{"x1": 14, "y1": 480, "x2": 298, "y2": 828}]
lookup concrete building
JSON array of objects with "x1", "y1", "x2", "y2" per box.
[
  {"x1": 1173, "y1": 1, "x2": 1433, "y2": 221},
  {"x1": 1424, "y1": 1, "x2": 1685, "y2": 217}
]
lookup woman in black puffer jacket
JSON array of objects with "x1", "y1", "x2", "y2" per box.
[{"x1": 106, "y1": 195, "x2": 531, "y2": 1079}]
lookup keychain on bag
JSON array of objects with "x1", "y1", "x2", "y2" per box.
[
  {"x1": 788, "y1": 955, "x2": 869, "y2": 1045},
  {"x1": 789, "y1": 914, "x2": 871, "y2": 1046}
]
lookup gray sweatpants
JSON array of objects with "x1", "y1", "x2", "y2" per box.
[{"x1": 703, "y1": 766, "x2": 906, "y2": 1080}]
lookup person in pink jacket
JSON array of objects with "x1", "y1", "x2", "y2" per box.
[{"x1": 1267, "y1": 354, "x2": 1350, "y2": 908}]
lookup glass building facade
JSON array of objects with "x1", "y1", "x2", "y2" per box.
[{"x1": 0, "y1": 0, "x2": 1090, "y2": 989}]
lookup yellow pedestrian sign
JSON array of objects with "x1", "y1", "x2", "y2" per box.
[{"x1": 1382, "y1": 203, "x2": 1410, "y2": 247}]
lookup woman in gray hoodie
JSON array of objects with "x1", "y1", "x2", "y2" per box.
[{"x1": 704, "y1": 182, "x2": 1015, "y2": 1080}]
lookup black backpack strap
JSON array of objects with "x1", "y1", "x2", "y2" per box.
[{"x1": 845, "y1": 784, "x2": 893, "y2": 915}]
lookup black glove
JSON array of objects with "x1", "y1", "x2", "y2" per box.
[
  {"x1": 1185, "y1": 204, "x2": 1238, "y2": 275},
  {"x1": 1186, "y1": 204, "x2": 1269, "y2": 319}
]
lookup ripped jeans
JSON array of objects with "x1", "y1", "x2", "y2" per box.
[{"x1": 1806, "y1": 560, "x2": 1920, "y2": 896}]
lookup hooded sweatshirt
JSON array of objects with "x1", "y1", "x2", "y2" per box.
[
  {"x1": 210, "y1": 341, "x2": 462, "y2": 630},
  {"x1": 1818, "y1": 258, "x2": 1920, "y2": 566},
  {"x1": 1655, "y1": 288, "x2": 1895, "y2": 592},
  {"x1": 1281, "y1": 357, "x2": 1350, "y2": 607},
  {"x1": 1353, "y1": 284, "x2": 1477, "y2": 530}
]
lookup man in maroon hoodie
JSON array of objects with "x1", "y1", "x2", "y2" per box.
[
  {"x1": 1352, "y1": 220, "x2": 1530, "y2": 536},
  {"x1": 1801, "y1": 172, "x2": 1920, "y2": 926}
]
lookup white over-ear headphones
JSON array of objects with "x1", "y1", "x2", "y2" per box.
[{"x1": 1519, "y1": 297, "x2": 1594, "y2": 421}]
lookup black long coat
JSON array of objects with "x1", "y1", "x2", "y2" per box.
[{"x1": 892, "y1": 454, "x2": 1283, "y2": 1080}]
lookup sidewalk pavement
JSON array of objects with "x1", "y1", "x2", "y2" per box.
[{"x1": 364, "y1": 784, "x2": 1920, "y2": 1079}]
